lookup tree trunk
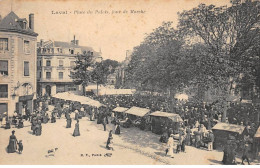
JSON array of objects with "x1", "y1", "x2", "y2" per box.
[
  {"x1": 97, "y1": 82, "x2": 99, "y2": 96},
  {"x1": 169, "y1": 86, "x2": 176, "y2": 113},
  {"x1": 82, "y1": 84, "x2": 86, "y2": 96}
]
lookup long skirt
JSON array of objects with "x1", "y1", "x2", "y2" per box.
[
  {"x1": 66, "y1": 119, "x2": 72, "y2": 128},
  {"x1": 7, "y1": 139, "x2": 17, "y2": 153},
  {"x1": 115, "y1": 125, "x2": 120, "y2": 134},
  {"x1": 73, "y1": 126, "x2": 80, "y2": 136}
]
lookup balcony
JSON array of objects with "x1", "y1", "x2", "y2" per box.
[{"x1": 44, "y1": 66, "x2": 52, "y2": 71}]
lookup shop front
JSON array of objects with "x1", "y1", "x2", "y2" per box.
[{"x1": 16, "y1": 94, "x2": 34, "y2": 115}]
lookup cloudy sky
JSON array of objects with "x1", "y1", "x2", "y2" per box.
[{"x1": 0, "y1": 0, "x2": 230, "y2": 62}]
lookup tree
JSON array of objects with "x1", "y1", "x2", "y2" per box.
[
  {"x1": 178, "y1": 1, "x2": 260, "y2": 121},
  {"x1": 91, "y1": 59, "x2": 119, "y2": 95},
  {"x1": 70, "y1": 51, "x2": 94, "y2": 96},
  {"x1": 125, "y1": 22, "x2": 192, "y2": 112}
]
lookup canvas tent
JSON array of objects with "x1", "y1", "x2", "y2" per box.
[
  {"x1": 112, "y1": 107, "x2": 129, "y2": 119},
  {"x1": 149, "y1": 111, "x2": 183, "y2": 134},
  {"x1": 212, "y1": 123, "x2": 246, "y2": 148},
  {"x1": 125, "y1": 106, "x2": 150, "y2": 117}
]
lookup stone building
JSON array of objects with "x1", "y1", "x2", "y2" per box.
[
  {"x1": 0, "y1": 11, "x2": 38, "y2": 117},
  {"x1": 37, "y1": 37, "x2": 102, "y2": 96}
]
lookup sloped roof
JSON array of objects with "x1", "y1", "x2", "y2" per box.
[
  {"x1": 113, "y1": 107, "x2": 129, "y2": 113},
  {"x1": 0, "y1": 11, "x2": 38, "y2": 36},
  {"x1": 125, "y1": 106, "x2": 150, "y2": 117},
  {"x1": 212, "y1": 123, "x2": 245, "y2": 134},
  {"x1": 149, "y1": 111, "x2": 183, "y2": 122}
]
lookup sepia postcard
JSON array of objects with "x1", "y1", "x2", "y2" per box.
[{"x1": 0, "y1": 0, "x2": 260, "y2": 165}]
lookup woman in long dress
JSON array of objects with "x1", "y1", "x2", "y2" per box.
[
  {"x1": 166, "y1": 134, "x2": 174, "y2": 158},
  {"x1": 66, "y1": 115, "x2": 72, "y2": 128},
  {"x1": 115, "y1": 121, "x2": 121, "y2": 135},
  {"x1": 73, "y1": 120, "x2": 80, "y2": 137},
  {"x1": 7, "y1": 130, "x2": 18, "y2": 153}
]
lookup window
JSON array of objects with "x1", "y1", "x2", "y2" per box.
[
  {"x1": 56, "y1": 84, "x2": 65, "y2": 93},
  {"x1": 39, "y1": 71, "x2": 41, "y2": 78},
  {"x1": 68, "y1": 85, "x2": 76, "y2": 91},
  {"x1": 59, "y1": 60, "x2": 63, "y2": 67},
  {"x1": 71, "y1": 49, "x2": 74, "y2": 54},
  {"x1": 24, "y1": 40, "x2": 30, "y2": 53},
  {"x1": 0, "y1": 85, "x2": 8, "y2": 98},
  {"x1": 46, "y1": 60, "x2": 51, "y2": 66},
  {"x1": 46, "y1": 72, "x2": 51, "y2": 79},
  {"x1": 0, "y1": 60, "x2": 8, "y2": 76},
  {"x1": 24, "y1": 61, "x2": 29, "y2": 76},
  {"x1": 70, "y1": 61, "x2": 75, "y2": 67},
  {"x1": 59, "y1": 72, "x2": 63, "y2": 79},
  {"x1": 39, "y1": 60, "x2": 42, "y2": 66},
  {"x1": 0, "y1": 38, "x2": 8, "y2": 51}
]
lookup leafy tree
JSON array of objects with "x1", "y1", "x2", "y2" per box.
[
  {"x1": 70, "y1": 51, "x2": 94, "y2": 96},
  {"x1": 177, "y1": 1, "x2": 260, "y2": 121}
]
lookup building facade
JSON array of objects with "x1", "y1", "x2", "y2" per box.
[
  {"x1": 0, "y1": 12, "x2": 38, "y2": 117},
  {"x1": 37, "y1": 37, "x2": 102, "y2": 96}
]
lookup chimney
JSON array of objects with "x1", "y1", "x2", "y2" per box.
[
  {"x1": 40, "y1": 39, "x2": 44, "y2": 47},
  {"x1": 29, "y1": 13, "x2": 34, "y2": 31}
]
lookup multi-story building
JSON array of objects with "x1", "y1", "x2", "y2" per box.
[
  {"x1": 0, "y1": 11, "x2": 38, "y2": 117},
  {"x1": 37, "y1": 37, "x2": 102, "y2": 96}
]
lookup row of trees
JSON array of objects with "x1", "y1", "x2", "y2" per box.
[
  {"x1": 124, "y1": 1, "x2": 260, "y2": 121},
  {"x1": 70, "y1": 51, "x2": 119, "y2": 95}
]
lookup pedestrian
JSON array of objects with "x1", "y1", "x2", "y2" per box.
[
  {"x1": 18, "y1": 117, "x2": 24, "y2": 128},
  {"x1": 17, "y1": 140, "x2": 23, "y2": 154},
  {"x1": 5, "y1": 117, "x2": 11, "y2": 129},
  {"x1": 74, "y1": 109, "x2": 79, "y2": 120},
  {"x1": 66, "y1": 115, "x2": 72, "y2": 128},
  {"x1": 208, "y1": 130, "x2": 214, "y2": 151},
  {"x1": 7, "y1": 130, "x2": 18, "y2": 153},
  {"x1": 106, "y1": 137, "x2": 114, "y2": 151},
  {"x1": 102, "y1": 117, "x2": 107, "y2": 131},
  {"x1": 73, "y1": 120, "x2": 80, "y2": 137},
  {"x1": 108, "y1": 130, "x2": 113, "y2": 138},
  {"x1": 115, "y1": 120, "x2": 121, "y2": 135},
  {"x1": 241, "y1": 144, "x2": 250, "y2": 165},
  {"x1": 166, "y1": 134, "x2": 174, "y2": 158}
]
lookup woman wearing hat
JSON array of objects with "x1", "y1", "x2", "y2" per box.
[
  {"x1": 7, "y1": 130, "x2": 18, "y2": 153},
  {"x1": 73, "y1": 120, "x2": 80, "y2": 137}
]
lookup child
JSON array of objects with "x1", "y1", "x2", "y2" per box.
[{"x1": 17, "y1": 140, "x2": 23, "y2": 154}]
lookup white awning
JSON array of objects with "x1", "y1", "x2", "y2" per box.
[
  {"x1": 212, "y1": 123, "x2": 245, "y2": 134},
  {"x1": 149, "y1": 111, "x2": 183, "y2": 122},
  {"x1": 125, "y1": 106, "x2": 150, "y2": 117},
  {"x1": 113, "y1": 107, "x2": 129, "y2": 113}
]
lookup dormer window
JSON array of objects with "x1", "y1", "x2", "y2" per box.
[{"x1": 71, "y1": 49, "x2": 74, "y2": 54}]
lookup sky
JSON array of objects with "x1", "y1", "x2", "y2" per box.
[{"x1": 0, "y1": 0, "x2": 230, "y2": 62}]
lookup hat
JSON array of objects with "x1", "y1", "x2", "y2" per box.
[
  {"x1": 12, "y1": 130, "x2": 15, "y2": 133},
  {"x1": 170, "y1": 134, "x2": 174, "y2": 137}
]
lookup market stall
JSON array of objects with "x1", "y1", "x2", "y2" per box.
[
  {"x1": 212, "y1": 122, "x2": 246, "y2": 149},
  {"x1": 112, "y1": 107, "x2": 129, "y2": 119},
  {"x1": 123, "y1": 106, "x2": 150, "y2": 128},
  {"x1": 149, "y1": 111, "x2": 183, "y2": 135}
]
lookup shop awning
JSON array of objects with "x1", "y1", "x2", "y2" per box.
[
  {"x1": 113, "y1": 107, "x2": 129, "y2": 113},
  {"x1": 125, "y1": 106, "x2": 150, "y2": 117},
  {"x1": 212, "y1": 123, "x2": 245, "y2": 134},
  {"x1": 149, "y1": 111, "x2": 183, "y2": 122}
]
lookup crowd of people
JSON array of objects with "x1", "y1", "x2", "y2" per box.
[{"x1": 2, "y1": 93, "x2": 259, "y2": 164}]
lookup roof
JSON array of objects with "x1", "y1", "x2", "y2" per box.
[
  {"x1": 52, "y1": 92, "x2": 104, "y2": 108},
  {"x1": 0, "y1": 11, "x2": 38, "y2": 36},
  {"x1": 149, "y1": 111, "x2": 183, "y2": 122},
  {"x1": 113, "y1": 107, "x2": 129, "y2": 113},
  {"x1": 125, "y1": 106, "x2": 150, "y2": 117},
  {"x1": 254, "y1": 126, "x2": 260, "y2": 138},
  {"x1": 212, "y1": 123, "x2": 245, "y2": 134}
]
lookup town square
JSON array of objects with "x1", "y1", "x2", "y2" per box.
[{"x1": 0, "y1": 0, "x2": 260, "y2": 165}]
